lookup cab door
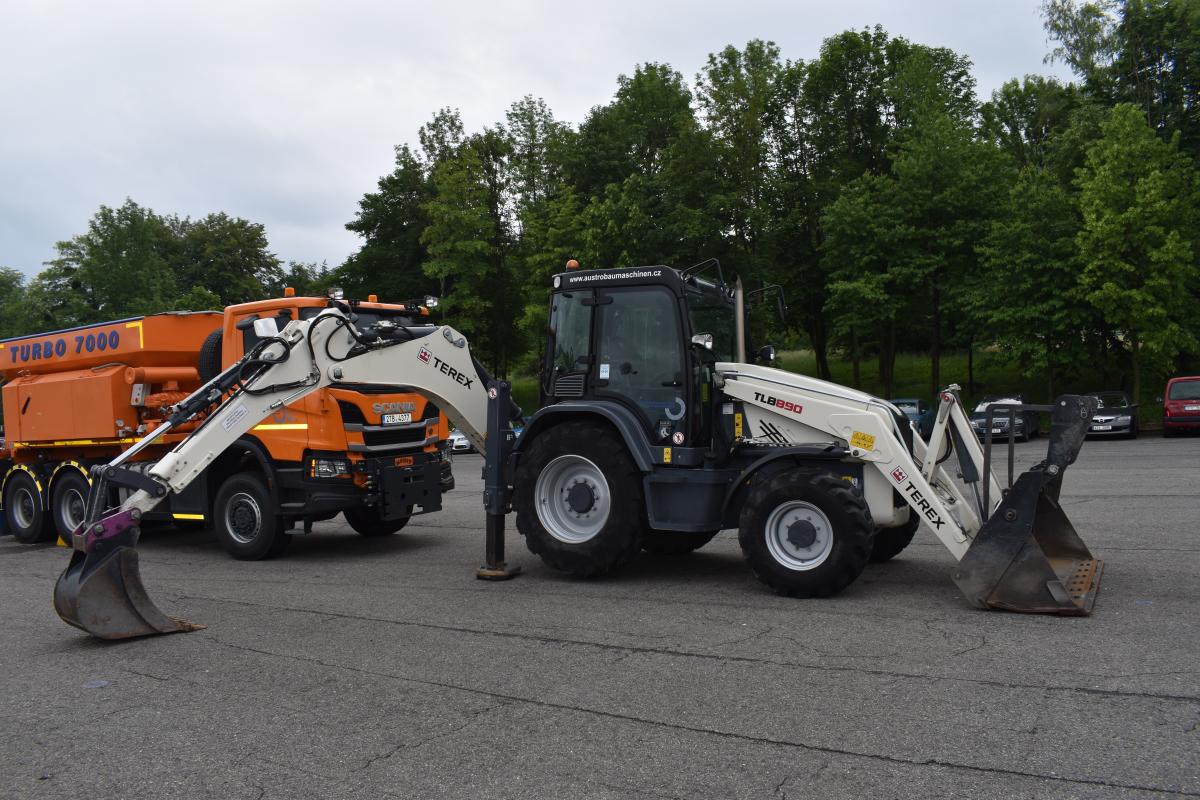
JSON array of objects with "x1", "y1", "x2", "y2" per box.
[{"x1": 593, "y1": 287, "x2": 690, "y2": 446}]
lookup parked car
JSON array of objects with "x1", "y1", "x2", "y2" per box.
[
  {"x1": 969, "y1": 395, "x2": 1040, "y2": 442},
  {"x1": 890, "y1": 398, "x2": 928, "y2": 424},
  {"x1": 1084, "y1": 391, "x2": 1139, "y2": 438},
  {"x1": 448, "y1": 429, "x2": 474, "y2": 454},
  {"x1": 1162, "y1": 376, "x2": 1200, "y2": 436}
]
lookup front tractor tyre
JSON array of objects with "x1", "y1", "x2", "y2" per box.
[
  {"x1": 213, "y1": 473, "x2": 290, "y2": 560},
  {"x1": 869, "y1": 510, "x2": 921, "y2": 563},
  {"x1": 738, "y1": 471, "x2": 874, "y2": 598},
  {"x1": 514, "y1": 421, "x2": 647, "y2": 577}
]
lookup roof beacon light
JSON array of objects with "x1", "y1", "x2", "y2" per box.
[
  {"x1": 283, "y1": 286, "x2": 296, "y2": 297},
  {"x1": 424, "y1": 295, "x2": 439, "y2": 309},
  {"x1": 566, "y1": 259, "x2": 580, "y2": 270}
]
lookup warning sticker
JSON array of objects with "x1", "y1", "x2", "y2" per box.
[
  {"x1": 734, "y1": 413, "x2": 743, "y2": 438},
  {"x1": 222, "y1": 403, "x2": 250, "y2": 432},
  {"x1": 850, "y1": 430, "x2": 876, "y2": 451}
]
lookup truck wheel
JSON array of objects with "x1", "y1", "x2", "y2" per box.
[
  {"x1": 198, "y1": 329, "x2": 223, "y2": 383},
  {"x1": 738, "y1": 471, "x2": 873, "y2": 598},
  {"x1": 4, "y1": 471, "x2": 54, "y2": 544},
  {"x1": 344, "y1": 506, "x2": 410, "y2": 536},
  {"x1": 869, "y1": 511, "x2": 920, "y2": 563},
  {"x1": 50, "y1": 470, "x2": 91, "y2": 542},
  {"x1": 643, "y1": 530, "x2": 718, "y2": 555},
  {"x1": 213, "y1": 473, "x2": 290, "y2": 560},
  {"x1": 514, "y1": 421, "x2": 646, "y2": 577}
]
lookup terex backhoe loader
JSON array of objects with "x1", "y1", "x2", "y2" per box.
[{"x1": 55, "y1": 262, "x2": 1103, "y2": 639}]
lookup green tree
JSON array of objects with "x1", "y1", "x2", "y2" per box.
[
  {"x1": 39, "y1": 199, "x2": 178, "y2": 327},
  {"x1": 171, "y1": 212, "x2": 282, "y2": 305},
  {"x1": 1075, "y1": 103, "x2": 1199, "y2": 400},
  {"x1": 0, "y1": 268, "x2": 30, "y2": 338},
  {"x1": 420, "y1": 141, "x2": 518, "y2": 373},
  {"x1": 973, "y1": 167, "x2": 1095, "y2": 395},
  {"x1": 339, "y1": 144, "x2": 436, "y2": 302}
]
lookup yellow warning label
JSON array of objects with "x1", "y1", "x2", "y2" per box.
[
  {"x1": 850, "y1": 430, "x2": 876, "y2": 451},
  {"x1": 734, "y1": 413, "x2": 743, "y2": 438},
  {"x1": 663, "y1": 447, "x2": 672, "y2": 463}
]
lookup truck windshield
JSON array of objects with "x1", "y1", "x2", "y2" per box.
[{"x1": 686, "y1": 291, "x2": 737, "y2": 362}]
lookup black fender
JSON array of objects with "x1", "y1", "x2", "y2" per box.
[
  {"x1": 514, "y1": 400, "x2": 655, "y2": 472},
  {"x1": 205, "y1": 435, "x2": 281, "y2": 507},
  {"x1": 719, "y1": 444, "x2": 854, "y2": 526}
]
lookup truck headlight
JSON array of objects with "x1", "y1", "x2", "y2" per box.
[{"x1": 311, "y1": 458, "x2": 351, "y2": 478}]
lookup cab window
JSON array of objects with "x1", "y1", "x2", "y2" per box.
[{"x1": 596, "y1": 287, "x2": 685, "y2": 439}]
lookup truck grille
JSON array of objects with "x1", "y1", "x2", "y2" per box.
[{"x1": 337, "y1": 400, "x2": 439, "y2": 453}]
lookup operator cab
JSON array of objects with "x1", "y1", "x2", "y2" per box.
[{"x1": 542, "y1": 264, "x2": 741, "y2": 452}]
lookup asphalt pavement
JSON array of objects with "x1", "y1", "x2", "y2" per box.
[{"x1": 1, "y1": 435, "x2": 1197, "y2": 799}]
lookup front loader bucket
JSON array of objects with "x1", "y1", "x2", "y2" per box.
[
  {"x1": 952, "y1": 395, "x2": 1103, "y2": 615},
  {"x1": 54, "y1": 519, "x2": 203, "y2": 640}
]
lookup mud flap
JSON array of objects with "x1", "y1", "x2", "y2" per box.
[
  {"x1": 952, "y1": 395, "x2": 1103, "y2": 615},
  {"x1": 53, "y1": 513, "x2": 203, "y2": 640}
]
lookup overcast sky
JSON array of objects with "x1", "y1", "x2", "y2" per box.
[{"x1": 0, "y1": 0, "x2": 1071, "y2": 278}]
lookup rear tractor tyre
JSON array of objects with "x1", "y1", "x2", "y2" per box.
[
  {"x1": 869, "y1": 509, "x2": 920, "y2": 563},
  {"x1": 50, "y1": 469, "x2": 91, "y2": 543},
  {"x1": 4, "y1": 470, "x2": 55, "y2": 544},
  {"x1": 738, "y1": 471, "x2": 874, "y2": 598},
  {"x1": 514, "y1": 421, "x2": 647, "y2": 577},
  {"x1": 642, "y1": 530, "x2": 719, "y2": 555},
  {"x1": 345, "y1": 505, "x2": 411, "y2": 537},
  {"x1": 213, "y1": 472, "x2": 290, "y2": 560}
]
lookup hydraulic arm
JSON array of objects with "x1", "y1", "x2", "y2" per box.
[{"x1": 54, "y1": 308, "x2": 515, "y2": 638}]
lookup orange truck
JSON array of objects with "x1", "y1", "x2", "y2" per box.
[{"x1": 0, "y1": 290, "x2": 452, "y2": 558}]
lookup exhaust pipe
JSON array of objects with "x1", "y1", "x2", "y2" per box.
[{"x1": 953, "y1": 395, "x2": 1103, "y2": 615}]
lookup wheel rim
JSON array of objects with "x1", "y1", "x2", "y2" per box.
[
  {"x1": 534, "y1": 454, "x2": 611, "y2": 544},
  {"x1": 224, "y1": 492, "x2": 263, "y2": 544},
  {"x1": 12, "y1": 486, "x2": 37, "y2": 530},
  {"x1": 764, "y1": 500, "x2": 834, "y2": 571},
  {"x1": 61, "y1": 487, "x2": 86, "y2": 532}
]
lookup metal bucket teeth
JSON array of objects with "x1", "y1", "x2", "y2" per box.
[{"x1": 54, "y1": 530, "x2": 203, "y2": 640}]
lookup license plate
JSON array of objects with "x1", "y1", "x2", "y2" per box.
[
  {"x1": 1186, "y1": 405, "x2": 1200, "y2": 411},
  {"x1": 1093, "y1": 425, "x2": 1112, "y2": 431},
  {"x1": 991, "y1": 428, "x2": 1006, "y2": 434},
  {"x1": 382, "y1": 413, "x2": 411, "y2": 425}
]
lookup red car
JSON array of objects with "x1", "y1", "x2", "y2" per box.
[{"x1": 1162, "y1": 376, "x2": 1200, "y2": 436}]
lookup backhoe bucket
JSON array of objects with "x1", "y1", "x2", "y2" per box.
[
  {"x1": 54, "y1": 513, "x2": 203, "y2": 640},
  {"x1": 952, "y1": 396, "x2": 1103, "y2": 615}
]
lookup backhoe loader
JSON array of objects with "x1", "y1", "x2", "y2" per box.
[{"x1": 54, "y1": 262, "x2": 1103, "y2": 639}]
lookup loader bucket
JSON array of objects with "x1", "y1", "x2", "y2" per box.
[
  {"x1": 54, "y1": 512, "x2": 203, "y2": 640},
  {"x1": 952, "y1": 395, "x2": 1103, "y2": 615}
]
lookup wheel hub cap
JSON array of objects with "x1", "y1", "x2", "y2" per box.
[
  {"x1": 786, "y1": 519, "x2": 817, "y2": 549},
  {"x1": 534, "y1": 454, "x2": 611, "y2": 544},
  {"x1": 765, "y1": 500, "x2": 834, "y2": 571},
  {"x1": 567, "y1": 482, "x2": 596, "y2": 514}
]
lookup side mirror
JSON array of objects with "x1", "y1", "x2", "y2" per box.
[
  {"x1": 691, "y1": 333, "x2": 714, "y2": 350},
  {"x1": 758, "y1": 345, "x2": 776, "y2": 364},
  {"x1": 252, "y1": 317, "x2": 280, "y2": 338}
]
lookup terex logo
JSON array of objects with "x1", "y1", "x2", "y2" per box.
[
  {"x1": 753, "y1": 391, "x2": 803, "y2": 415},
  {"x1": 433, "y1": 356, "x2": 474, "y2": 389},
  {"x1": 903, "y1": 480, "x2": 945, "y2": 529},
  {"x1": 891, "y1": 467, "x2": 908, "y2": 483},
  {"x1": 417, "y1": 346, "x2": 432, "y2": 364}
]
